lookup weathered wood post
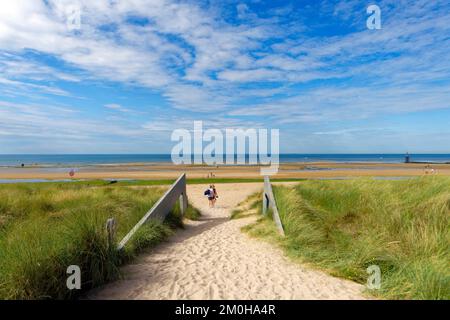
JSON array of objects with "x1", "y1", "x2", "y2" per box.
[
  {"x1": 106, "y1": 218, "x2": 116, "y2": 249},
  {"x1": 179, "y1": 173, "x2": 187, "y2": 216},
  {"x1": 263, "y1": 193, "x2": 269, "y2": 215},
  {"x1": 263, "y1": 175, "x2": 285, "y2": 236},
  {"x1": 179, "y1": 192, "x2": 187, "y2": 216},
  {"x1": 263, "y1": 176, "x2": 270, "y2": 215}
]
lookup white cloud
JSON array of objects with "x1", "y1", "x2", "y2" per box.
[
  {"x1": 229, "y1": 83, "x2": 450, "y2": 124},
  {"x1": 0, "y1": 100, "x2": 149, "y2": 137},
  {"x1": 0, "y1": 0, "x2": 449, "y2": 153},
  {"x1": 104, "y1": 103, "x2": 131, "y2": 113},
  {"x1": 2, "y1": 0, "x2": 447, "y2": 112}
]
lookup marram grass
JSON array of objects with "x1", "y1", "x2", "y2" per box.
[
  {"x1": 0, "y1": 182, "x2": 199, "y2": 299},
  {"x1": 244, "y1": 177, "x2": 450, "y2": 300}
]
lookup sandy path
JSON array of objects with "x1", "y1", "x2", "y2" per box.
[{"x1": 88, "y1": 183, "x2": 367, "y2": 300}]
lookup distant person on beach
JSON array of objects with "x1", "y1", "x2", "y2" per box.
[
  {"x1": 204, "y1": 184, "x2": 218, "y2": 208},
  {"x1": 212, "y1": 184, "x2": 218, "y2": 207},
  {"x1": 424, "y1": 165, "x2": 436, "y2": 175}
]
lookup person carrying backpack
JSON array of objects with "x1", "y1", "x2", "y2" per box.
[
  {"x1": 204, "y1": 185, "x2": 217, "y2": 208},
  {"x1": 211, "y1": 184, "x2": 218, "y2": 207}
]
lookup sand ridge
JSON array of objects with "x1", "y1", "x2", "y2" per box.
[{"x1": 88, "y1": 183, "x2": 367, "y2": 300}]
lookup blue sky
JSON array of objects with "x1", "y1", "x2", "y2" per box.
[{"x1": 0, "y1": 0, "x2": 449, "y2": 154}]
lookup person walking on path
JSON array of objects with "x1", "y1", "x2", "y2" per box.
[
  {"x1": 205, "y1": 185, "x2": 215, "y2": 208},
  {"x1": 211, "y1": 184, "x2": 218, "y2": 207},
  {"x1": 205, "y1": 184, "x2": 218, "y2": 208}
]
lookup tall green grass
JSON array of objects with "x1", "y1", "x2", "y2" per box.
[
  {"x1": 0, "y1": 177, "x2": 305, "y2": 189},
  {"x1": 0, "y1": 182, "x2": 198, "y2": 299},
  {"x1": 245, "y1": 177, "x2": 450, "y2": 299}
]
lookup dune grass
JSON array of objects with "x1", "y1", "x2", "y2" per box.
[
  {"x1": 230, "y1": 192, "x2": 261, "y2": 220},
  {"x1": 183, "y1": 204, "x2": 201, "y2": 221},
  {"x1": 0, "y1": 182, "x2": 199, "y2": 299},
  {"x1": 0, "y1": 177, "x2": 305, "y2": 188},
  {"x1": 244, "y1": 177, "x2": 450, "y2": 300}
]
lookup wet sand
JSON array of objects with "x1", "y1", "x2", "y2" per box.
[
  {"x1": 0, "y1": 162, "x2": 449, "y2": 180},
  {"x1": 88, "y1": 183, "x2": 367, "y2": 300}
]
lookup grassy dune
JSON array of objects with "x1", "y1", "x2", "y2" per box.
[
  {"x1": 230, "y1": 192, "x2": 261, "y2": 220},
  {"x1": 0, "y1": 182, "x2": 199, "y2": 299},
  {"x1": 244, "y1": 177, "x2": 450, "y2": 299},
  {"x1": 1, "y1": 177, "x2": 305, "y2": 187}
]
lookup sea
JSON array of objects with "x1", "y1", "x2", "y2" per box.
[{"x1": 0, "y1": 154, "x2": 449, "y2": 167}]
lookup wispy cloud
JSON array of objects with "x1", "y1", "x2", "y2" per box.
[
  {"x1": 104, "y1": 103, "x2": 131, "y2": 113},
  {"x1": 0, "y1": 0, "x2": 449, "y2": 152}
]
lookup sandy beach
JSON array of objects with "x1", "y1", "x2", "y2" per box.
[
  {"x1": 1, "y1": 162, "x2": 450, "y2": 181},
  {"x1": 88, "y1": 182, "x2": 367, "y2": 300}
]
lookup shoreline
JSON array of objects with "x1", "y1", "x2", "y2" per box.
[
  {"x1": 1, "y1": 153, "x2": 450, "y2": 169},
  {"x1": 1, "y1": 161, "x2": 449, "y2": 181},
  {"x1": 2, "y1": 160, "x2": 450, "y2": 169}
]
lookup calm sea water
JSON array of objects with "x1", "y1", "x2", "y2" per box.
[{"x1": 0, "y1": 154, "x2": 449, "y2": 166}]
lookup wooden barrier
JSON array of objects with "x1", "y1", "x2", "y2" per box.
[
  {"x1": 114, "y1": 173, "x2": 188, "y2": 251},
  {"x1": 262, "y1": 176, "x2": 285, "y2": 236}
]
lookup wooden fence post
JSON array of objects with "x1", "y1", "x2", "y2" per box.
[
  {"x1": 179, "y1": 192, "x2": 187, "y2": 216},
  {"x1": 262, "y1": 192, "x2": 268, "y2": 215},
  {"x1": 263, "y1": 176, "x2": 270, "y2": 215},
  {"x1": 106, "y1": 218, "x2": 116, "y2": 249},
  {"x1": 263, "y1": 176, "x2": 285, "y2": 236}
]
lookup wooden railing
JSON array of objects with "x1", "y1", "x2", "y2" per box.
[
  {"x1": 109, "y1": 173, "x2": 188, "y2": 251},
  {"x1": 262, "y1": 176, "x2": 285, "y2": 236}
]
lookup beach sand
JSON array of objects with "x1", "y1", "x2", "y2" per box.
[
  {"x1": 1, "y1": 162, "x2": 450, "y2": 180},
  {"x1": 87, "y1": 182, "x2": 367, "y2": 300}
]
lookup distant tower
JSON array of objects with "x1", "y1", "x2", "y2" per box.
[{"x1": 405, "y1": 152, "x2": 410, "y2": 163}]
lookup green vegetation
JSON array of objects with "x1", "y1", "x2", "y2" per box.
[
  {"x1": 183, "y1": 204, "x2": 201, "y2": 221},
  {"x1": 230, "y1": 192, "x2": 261, "y2": 220},
  {"x1": 0, "y1": 177, "x2": 305, "y2": 188},
  {"x1": 0, "y1": 182, "x2": 199, "y2": 299},
  {"x1": 187, "y1": 177, "x2": 305, "y2": 185},
  {"x1": 244, "y1": 177, "x2": 450, "y2": 299}
]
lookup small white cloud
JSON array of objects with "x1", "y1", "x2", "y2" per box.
[{"x1": 104, "y1": 103, "x2": 130, "y2": 112}]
